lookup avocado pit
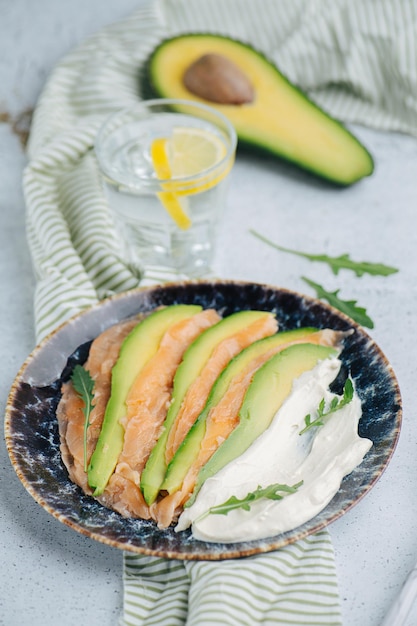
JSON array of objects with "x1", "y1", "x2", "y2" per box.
[{"x1": 183, "y1": 53, "x2": 254, "y2": 105}]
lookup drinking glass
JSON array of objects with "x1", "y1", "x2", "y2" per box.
[{"x1": 94, "y1": 99, "x2": 237, "y2": 281}]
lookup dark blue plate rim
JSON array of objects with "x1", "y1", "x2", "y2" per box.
[{"x1": 5, "y1": 279, "x2": 402, "y2": 560}]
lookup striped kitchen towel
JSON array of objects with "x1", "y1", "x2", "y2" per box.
[
  {"x1": 25, "y1": 0, "x2": 417, "y2": 341},
  {"x1": 22, "y1": 1, "x2": 417, "y2": 624},
  {"x1": 122, "y1": 543, "x2": 341, "y2": 626}
]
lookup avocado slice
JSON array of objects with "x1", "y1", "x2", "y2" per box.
[
  {"x1": 141, "y1": 34, "x2": 373, "y2": 185},
  {"x1": 140, "y1": 309, "x2": 276, "y2": 504},
  {"x1": 162, "y1": 327, "x2": 321, "y2": 495},
  {"x1": 87, "y1": 304, "x2": 202, "y2": 495},
  {"x1": 186, "y1": 342, "x2": 337, "y2": 507}
]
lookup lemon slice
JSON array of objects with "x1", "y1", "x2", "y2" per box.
[
  {"x1": 166, "y1": 127, "x2": 227, "y2": 178},
  {"x1": 168, "y1": 127, "x2": 233, "y2": 197},
  {"x1": 150, "y1": 137, "x2": 171, "y2": 180},
  {"x1": 151, "y1": 127, "x2": 230, "y2": 230},
  {"x1": 151, "y1": 137, "x2": 191, "y2": 230}
]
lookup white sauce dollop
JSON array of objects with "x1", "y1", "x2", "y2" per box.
[{"x1": 176, "y1": 357, "x2": 372, "y2": 543}]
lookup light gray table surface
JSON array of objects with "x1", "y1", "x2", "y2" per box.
[{"x1": 1, "y1": 1, "x2": 417, "y2": 625}]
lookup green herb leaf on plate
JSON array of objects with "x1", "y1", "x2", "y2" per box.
[
  {"x1": 206, "y1": 481, "x2": 303, "y2": 517},
  {"x1": 302, "y1": 277, "x2": 374, "y2": 328},
  {"x1": 71, "y1": 364, "x2": 95, "y2": 472},
  {"x1": 250, "y1": 230, "x2": 398, "y2": 277},
  {"x1": 300, "y1": 378, "x2": 354, "y2": 435}
]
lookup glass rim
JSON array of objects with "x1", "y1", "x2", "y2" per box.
[{"x1": 94, "y1": 98, "x2": 238, "y2": 189}]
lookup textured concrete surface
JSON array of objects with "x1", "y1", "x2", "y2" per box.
[{"x1": 1, "y1": 1, "x2": 417, "y2": 625}]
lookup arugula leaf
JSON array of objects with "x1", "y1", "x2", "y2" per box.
[
  {"x1": 71, "y1": 365, "x2": 95, "y2": 472},
  {"x1": 302, "y1": 277, "x2": 374, "y2": 328},
  {"x1": 250, "y1": 230, "x2": 398, "y2": 277},
  {"x1": 206, "y1": 481, "x2": 303, "y2": 517},
  {"x1": 300, "y1": 378, "x2": 354, "y2": 435}
]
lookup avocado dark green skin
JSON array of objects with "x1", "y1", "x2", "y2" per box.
[{"x1": 139, "y1": 33, "x2": 374, "y2": 186}]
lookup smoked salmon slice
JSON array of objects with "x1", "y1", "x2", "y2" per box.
[
  {"x1": 164, "y1": 314, "x2": 279, "y2": 464},
  {"x1": 121, "y1": 308, "x2": 220, "y2": 469},
  {"x1": 99, "y1": 309, "x2": 221, "y2": 518},
  {"x1": 57, "y1": 317, "x2": 140, "y2": 493}
]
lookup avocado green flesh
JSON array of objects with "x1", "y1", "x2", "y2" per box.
[
  {"x1": 142, "y1": 34, "x2": 373, "y2": 185},
  {"x1": 87, "y1": 304, "x2": 202, "y2": 496},
  {"x1": 186, "y1": 342, "x2": 337, "y2": 507},
  {"x1": 140, "y1": 309, "x2": 275, "y2": 505},
  {"x1": 162, "y1": 327, "x2": 320, "y2": 494}
]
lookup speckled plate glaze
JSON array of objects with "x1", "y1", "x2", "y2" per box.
[{"x1": 5, "y1": 280, "x2": 402, "y2": 560}]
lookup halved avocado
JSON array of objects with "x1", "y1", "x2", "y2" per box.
[{"x1": 141, "y1": 33, "x2": 374, "y2": 185}]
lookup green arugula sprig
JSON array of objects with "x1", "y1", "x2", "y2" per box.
[
  {"x1": 250, "y1": 230, "x2": 398, "y2": 277},
  {"x1": 204, "y1": 481, "x2": 303, "y2": 517},
  {"x1": 299, "y1": 378, "x2": 354, "y2": 435},
  {"x1": 302, "y1": 277, "x2": 374, "y2": 328},
  {"x1": 249, "y1": 229, "x2": 399, "y2": 328},
  {"x1": 71, "y1": 365, "x2": 95, "y2": 472}
]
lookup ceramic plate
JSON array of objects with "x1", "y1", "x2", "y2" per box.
[{"x1": 5, "y1": 280, "x2": 402, "y2": 560}]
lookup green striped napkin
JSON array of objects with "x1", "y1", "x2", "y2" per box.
[
  {"x1": 122, "y1": 544, "x2": 341, "y2": 626},
  {"x1": 23, "y1": 1, "x2": 416, "y2": 624}
]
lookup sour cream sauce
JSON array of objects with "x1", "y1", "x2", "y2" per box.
[{"x1": 176, "y1": 357, "x2": 372, "y2": 543}]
